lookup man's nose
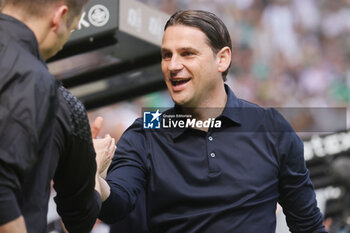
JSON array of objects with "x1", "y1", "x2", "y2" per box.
[{"x1": 168, "y1": 55, "x2": 183, "y2": 71}]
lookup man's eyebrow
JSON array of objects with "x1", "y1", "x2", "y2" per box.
[
  {"x1": 161, "y1": 48, "x2": 171, "y2": 53},
  {"x1": 161, "y1": 47, "x2": 200, "y2": 53},
  {"x1": 179, "y1": 47, "x2": 199, "y2": 53}
]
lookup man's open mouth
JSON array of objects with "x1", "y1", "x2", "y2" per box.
[{"x1": 171, "y1": 78, "x2": 191, "y2": 86}]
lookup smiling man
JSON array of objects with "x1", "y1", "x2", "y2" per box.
[{"x1": 97, "y1": 10, "x2": 327, "y2": 233}]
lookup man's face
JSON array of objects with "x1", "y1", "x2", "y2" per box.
[
  {"x1": 54, "y1": 13, "x2": 81, "y2": 54},
  {"x1": 161, "y1": 25, "x2": 224, "y2": 107},
  {"x1": 42, "y1": 10, "x2": 82, "y2": 59}
]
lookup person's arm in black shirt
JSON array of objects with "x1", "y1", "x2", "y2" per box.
[
  {"x1": 52, "y1": 114, "x2": 102, "y2": 233},
  {"x1": 98, "y1": 119, "x2": 147, "y2": 224},
  {"x1": 270, "y1": 109, "x2": 327, "y2": 233},
  {"x1": 51, "y1": 88, "x2": 114, "y2": 233}
]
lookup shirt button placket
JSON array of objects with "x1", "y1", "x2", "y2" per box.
[
  {"x1": 209, "y1": 136, "x2": 215, "y2": 158},
  {"x1": 207, "y1": 133, "x2": 220, "y2": 176}
]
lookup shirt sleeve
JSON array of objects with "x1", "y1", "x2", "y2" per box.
[
  {"x1": 271, "y1": 109, "x2": 327, "y2": 233},
  {"x1": 99, "y1": 118, "x2": 147, "y2": 224},
  {"x1": 52, "y1": 87, "x2": 101, "y2": 233},
  {"x1": 0, "y1": 69, "x2": 57, "y2": 225}
]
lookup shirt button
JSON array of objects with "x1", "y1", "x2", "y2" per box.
[
  {"x1": 210, "y1": 152, "x2": 216, "y2": 158},
  {"x1": 208, "y1": 136, "x2": 213, "y2": 141}
]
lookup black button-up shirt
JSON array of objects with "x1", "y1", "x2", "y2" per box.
[{"x1": 100, "y1": 85, "x2": 326, "y2": 233}]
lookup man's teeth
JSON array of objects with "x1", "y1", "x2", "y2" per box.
[{"x1": 172, "y1": 79, "x2": 189, "y2": 86}]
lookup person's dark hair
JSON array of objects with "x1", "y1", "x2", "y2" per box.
[
  {"x1": 2, "y1": 0, "x2": 88, "y2": 26},
  {"x1": 164, "y1": 10, "x2": 232, "y2": 81}
]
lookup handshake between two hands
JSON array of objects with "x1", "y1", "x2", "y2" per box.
[{"x1": 91, "y1": 116, "x2": 116, "y2": 179}]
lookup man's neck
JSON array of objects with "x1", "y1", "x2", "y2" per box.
[{"x1": 181, "y1": 84, "x2": 228, "y2": 131}]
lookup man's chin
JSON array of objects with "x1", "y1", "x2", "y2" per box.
[
  {"x1": 41, "y1": 51, "x2": 55, "y2": 61},
  {"x1": 41, "y1": 47, "x2": 62, "y2": 60},
  {"x1": 171, "y1": 94, "x2": 186, "y2": 105},
  {"x1": 173, "y1": 98, "x2": 192, "y2": 107}
]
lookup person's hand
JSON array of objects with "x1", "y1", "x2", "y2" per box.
[
  {"x1": 93, "y1": 135, "x2": 116, "y2": 176},
  {"x1": 100, "y1": 156, "x2": 112, "y2": 179},
  {"x1": 91, "y1": 116, "x2": 104, "y2": 139}
]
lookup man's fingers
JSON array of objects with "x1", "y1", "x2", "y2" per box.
[
  {"x1": 91, "y1": 116, "x2": 104, "y2": 139},
  {"x1": 103, "y1": 134, "x2": 112, "y2": 148},
  {"x1": 108, "y1": 138, "x2": 116, "y2": 158}
]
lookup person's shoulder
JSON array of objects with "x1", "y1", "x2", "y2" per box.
[
  {"x1": 265, "y1": 108, "x2": 295, "y2": 133},
  {"x1": 236, "y1": 98, "x2": 268, "y2": 123},
  {"x1": 0, "y1": 27, "x2": 12, "y2": 47},
  {"x1": 116, "y1": 117, "x2": 147, "y2": 150},
  {"x1": 236, "y1": 98, "x2": 294, "y2": 132},
  {"x1": 237, "y1": 98, "x2": 262, "y2": 109},
  {"x1": 123, "y1": 117, "x2": 144, "y2": 134},
  {"x1": 0, "y1": 39, "x2": 58, "y2": 113},
  {"x1": 1, "y1": 38, "x2": 56, "y2": 90}
]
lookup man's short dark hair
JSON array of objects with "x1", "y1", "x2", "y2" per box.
[
  {"x1": 2, "y1": 0, "x2": 88, "y2": 26},
  {"x1": 164, "y1": 10, "x2": 232, "y2": 81}
]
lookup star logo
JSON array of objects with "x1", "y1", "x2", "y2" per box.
[{"x1": 151, "y1": 109, "x2": 161, "y2": 122}]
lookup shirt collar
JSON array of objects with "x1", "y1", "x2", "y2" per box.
[
  {"x1": 0, "y1": 13, "x2": 45, "y2": 64},
  {"x1": 220, "y1": 84, "x2": 242, "y2": 125},
  {"x1": 167, "y1": 84, "x2": 242, "y2": 139}
]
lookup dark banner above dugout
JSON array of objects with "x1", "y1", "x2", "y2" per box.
[
  {"x1": 68, "y1": 0, "x2": 168, "y2": 46},
  {"x1": 67, "y1": 0, "x2": 119, "y2": 46},
  {"x1": 50, "y1": 0, "x2": 169, "y2": 61}
]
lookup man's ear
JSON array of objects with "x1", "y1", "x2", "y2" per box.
[
  {"x1": 216, "y1": 46, "x2": 231, "y2": 73},
  {"x1": 51, "y1": 5, "x2": 68, "y2": 31}
]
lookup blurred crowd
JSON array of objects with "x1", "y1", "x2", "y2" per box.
[{"x1": 140, "y1": 0, "x2": 350, "y2": 108}]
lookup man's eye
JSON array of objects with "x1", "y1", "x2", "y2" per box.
[
  {"x1": 162, "y1": 53, "x2": 172, "y2": 59},
  {"x1": 182, "y1": 51, "x2": 194, "y2": 56}
]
